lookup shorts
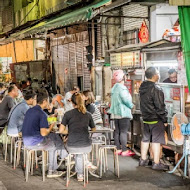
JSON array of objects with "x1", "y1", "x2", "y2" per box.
[{"x1": 142, "y1": 121, "x2": 166, "y2": 145}]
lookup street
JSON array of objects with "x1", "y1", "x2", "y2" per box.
[{"x1": 0, "y1": 151, "x2": 190, "y2": 190}]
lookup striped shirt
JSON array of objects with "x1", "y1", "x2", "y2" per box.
[{"x1": 87, "y1": 103, "x2": 103, "y2": 124}]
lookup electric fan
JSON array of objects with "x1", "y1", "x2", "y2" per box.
[{"x1": 169, "y1": 112, "x2": 190, "y2": 177}]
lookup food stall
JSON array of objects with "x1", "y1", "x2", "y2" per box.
[
  {"x1": 142, "y1": 40, "x2": 189, "y2": 154},
  {"x1": 109, "y1": 39, "x2": 189, "y2": 154},
  {"x1": 109, "y1": 43, "x2": 145, "y2": 148}
]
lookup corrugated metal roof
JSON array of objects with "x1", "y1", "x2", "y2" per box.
[
  {"x1": 108, "y1": 39, "x2": 181, "y2": 53},
  {"x1": 10, "y1": 0, "x2": 111, "y2": 39}
]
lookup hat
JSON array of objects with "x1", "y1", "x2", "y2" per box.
[{"x1": 113, "y1": 70, "x2": 125, "y2": 83}]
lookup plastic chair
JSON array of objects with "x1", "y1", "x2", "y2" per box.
[
  {"x1": 98, "y1": 145, "x2": 119, "y2": 178},
  {"x1": 66, "y1": 153, "x2": 88, "y2": 187}
]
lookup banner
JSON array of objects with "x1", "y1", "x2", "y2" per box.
[{"x1": 178, "y1": 7, "x2": 190, "y2": 89}]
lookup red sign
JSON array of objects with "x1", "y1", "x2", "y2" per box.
[
  {"x1": 172, "y1": 88, "x2": 180, "y2": 100},
  {"x1": 111, "y1": 79, "x2": 132, "y2": 94},
  {"x1": 138, "y1": 21, "x2": 149, "y2": 43},
  {"x1": 125, "y1": 80, "x2": 132, "y2": 94}
]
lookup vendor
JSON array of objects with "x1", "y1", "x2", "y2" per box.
[{"x1": 163, "y1": 69, "x2": 177, "y2": 83}]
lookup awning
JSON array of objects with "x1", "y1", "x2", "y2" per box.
[
  {"x1": 107, "y1": 39, "x2": 178, "y2": 53},
  {"x1": 179, "y1": 6, "x2": 190, "y2": 89},
  {"x1": 169, "y1": 0, "x2": 190, "y2": 6},
  {"x1": 9, "y1": 0, "x2": 111, "y2": 40}
]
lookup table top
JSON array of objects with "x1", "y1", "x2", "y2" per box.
[
  {"x1": 89, "y1": 127, "x2": 114, "y2": 133},
  {"x1": 52, "y1": 126, "x2": 114, "y2": 134}
]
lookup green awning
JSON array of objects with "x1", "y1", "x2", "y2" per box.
[
  {"x1": 178, "y1": 6, "x2": 190, "y2": 89},
  {"x1": 10, "y1": 0, "x2": 111, "y2": 39}
]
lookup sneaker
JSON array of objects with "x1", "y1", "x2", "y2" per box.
[
  {"x1": 77, "y1": 174, "x2": 84, "y2": 182},
  {"x1": 87, "y1": 162, "x2": 97, "y2": 170},
  {"x1": 152, "y1": 162, "x2": 169, "y2": 171},
  {"x1": 47, "y1": 170, "x2": 64, "y2": 178},
  {"x1": 139, "y1": 158, "x2": 149, "y2": 167},
  {"x1": 121, "y1": 150, "x2": 135, "y2": 157}
]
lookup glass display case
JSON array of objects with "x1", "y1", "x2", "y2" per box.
[{"x1": 159, "y1": 83, "x2": 184, "y2": 123}]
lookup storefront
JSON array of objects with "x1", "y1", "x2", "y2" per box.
[
  {"x1": 142, "y1": 40, "x2": 189, "y2": 153},
  {"x1": 109, "y1": 39, "x2": 189, "y2": 153}
]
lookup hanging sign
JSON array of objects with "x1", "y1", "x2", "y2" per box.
[
  {"x1": 122, "y1": 51, "x2": 140, "y2": 67},
  {"x1": 138, "y1": 20, "x2": 149, "y2": 43},
  {"x1": 110, "y1": 53, "x2": 122, "y2": 67}
]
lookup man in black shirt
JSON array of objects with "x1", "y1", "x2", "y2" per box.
[
  {"x1": 139, "y1": 67, "x2": 168, "y2": 171},
  {"x1": 163, "y1": 69, "x2": 177, "y2": 83},
  {"x1": 0, "y1": 85, "x2": 19, "y2": 128}
]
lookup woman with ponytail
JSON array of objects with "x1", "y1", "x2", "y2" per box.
[{"x1": 59, "y1": 93, "x2": 96, "y2": 181}]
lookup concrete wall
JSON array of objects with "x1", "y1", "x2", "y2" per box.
[{"x1": 150, "y1": 4, "x2": 178, "y2": 41}]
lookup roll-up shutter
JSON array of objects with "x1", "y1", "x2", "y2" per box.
[
  {"x1": 51, "y1": 30, "x2": 91, "y2": 93},
  {"x1": 69, "y1": 42, "x2": 78, "y2": 87},
  {"x1": 83, "y1": 35, "x2": 91, "y2": 90},
  {"x1": 97, "y1": 25, "x2": 102, "y2": 59},
  {"x1": 76, "y1": 41, "x2": 83, "y2": 76},
  {"x1": 122, "y1": 4, "x2": 149, "y2": 32}
]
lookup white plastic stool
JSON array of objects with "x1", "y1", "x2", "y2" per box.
[
  {"x1": 66, "y1": 153, "x2": 88, "y2": 187},
  {"x1": 13, "y1": 138, "x2": 25, "y2": 169},
  {"x1": 91, "y1": 135, "x2": 107, "y2": 165},
  {"x1": 4, "y1": 135, "x2": 19, "y2": 163},
  {"x1": 25, "y1": 149, "x2": 48, "y2": 182},
  {"x1": 98, "y1": 145, "x2": 119, "y2": 178}
]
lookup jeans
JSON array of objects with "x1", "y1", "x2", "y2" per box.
[
  {"x1": 26, "y1": 133, "x2": 68, "y2": 172},
  {"x1": 114, "y1": 118, "x2": 130, "y2": 151},
  {"x1": 67, "y1": 145, "x2": 92, "y2": 175}
]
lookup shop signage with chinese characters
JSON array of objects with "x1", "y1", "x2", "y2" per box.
[
  {"x1": 110, "y1": 53, "x2": 122, "y2": 67},
  {"x1": 172, "y1": 88, "x2": 180, "y2": 100},
  {"x1": 125, "y1": 80, "x2": 132, "y2": 94},
  {"x1": 122, "y1": 51, "x2": 140, "y2": 67},
  {"x1": 111, "y1": 79, "x2": 132, "y2": 94},
  {"x1": 110, "y1": 51, "x2": 141, "y2": 68}
]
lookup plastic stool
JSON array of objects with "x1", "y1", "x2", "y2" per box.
[
  {"x1": 13, "y1": 138, "x2": 25, "y2": 169},
  {"x1": 4, "y1": 135, "x2": 19, "y2": 163},
  {"x1": 25, "y1": 149, "x2": 48, "y2": 182},
  {"x1": 66, "y1": 153, "x2": 88, "y2": 187},
  {"x1": 91, "y1": 135, "x2": 107, "y2": 164},
  {"x1": 98, "y1": 145, "x2": 119, "y2": 178}
]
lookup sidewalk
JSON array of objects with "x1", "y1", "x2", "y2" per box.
[{"x1": 0, "y1": 151, "x2": 190, "y2": 190}]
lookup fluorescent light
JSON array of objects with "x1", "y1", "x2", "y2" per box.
[{"x1": 147, "y1": 60, "x2": 178, "y2": 67}]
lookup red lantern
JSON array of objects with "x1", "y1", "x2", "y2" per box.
[{"x1": 138, "y1": 21, "x2": 149, "y2": 43}]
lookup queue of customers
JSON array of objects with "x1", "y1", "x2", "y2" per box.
[
  {"x1": 110, "y1": 67, "x2": 168, "y2": 170},
  {"x1": 0, "y1": 67, "x2": 169, "y2": 182}
]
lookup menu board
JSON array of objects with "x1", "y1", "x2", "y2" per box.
[
  {"x1": 122, "y1": 51, "x2": 140, "y2": 67},
  {"x1": 110, "y1": 53, "x2": 122, "y2": 67}
]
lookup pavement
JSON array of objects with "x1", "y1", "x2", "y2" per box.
[{"x1": 0, "y1": 151, "x2": 190, "y2": 190}]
